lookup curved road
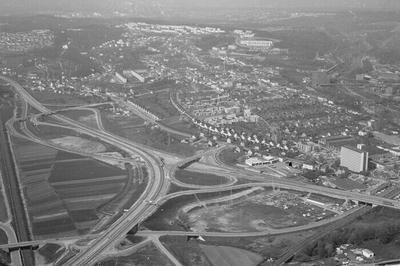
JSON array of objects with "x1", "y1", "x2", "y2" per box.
[
  {"x1": 3, "y1": 74, "x2": 400, "y2": 266},
  {"x1": 0, "y1": 75, "x2": 170, "y2": 266}
]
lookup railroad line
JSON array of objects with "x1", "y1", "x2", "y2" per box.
[{"x1": 0, "y1": 118, "x2": 34, "y2": 266}]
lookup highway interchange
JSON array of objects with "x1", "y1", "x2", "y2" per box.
[{"x1": 1, "y1": 74, "x2": 400, "y2": 265}]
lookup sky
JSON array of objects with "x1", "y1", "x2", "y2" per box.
[{"x1": 2, "y1": 0, "x2": 400, "y2": 15}]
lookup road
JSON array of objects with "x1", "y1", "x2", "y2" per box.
[
  {"x1": 210, "y1": 159, "x2": 400, "y2": 209},
  {"x1": 166, "y1": 176, "x2": 400, "y2": 210},
  {"x1": 137, "y1": 199, "x2": 368, "y2": 239},
  {"x1": 3, "y1": 73, "x2": 400, "y2": 265},
  {"x1": 272, "y1": 183, "x2": 400, "y2": 265},
  {"x1": 0, "y1": 118, "x2": 34, "y2": 266},
  {"x1": 1, "y1": 75, "x2": 170, "y2": 266},
  {"x1": 150, "y1": 235, "x2": 184, "y2": 266}
]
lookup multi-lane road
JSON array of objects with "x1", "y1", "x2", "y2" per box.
[
  {"x1": 0, "y1": 118, "x2": 34, "y2": 266},
  {"x1": 1, "y1": 75, "x2": 171, "y2": 265},
  {"x1": 2, "y1": 74, "x2": 400, "y2": 266}
]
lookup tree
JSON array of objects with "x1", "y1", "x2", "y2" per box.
[{"x1": 316, "y1": 240, "x2": 327, "y2": 258}]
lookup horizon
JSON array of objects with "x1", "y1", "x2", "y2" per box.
[{"x1": 2, "y1": 0, "x2": 400, "y2": 16}]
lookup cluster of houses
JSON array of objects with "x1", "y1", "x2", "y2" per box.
[{"x1": 0, "y1": 30, "x2": 54, "y2": 53}]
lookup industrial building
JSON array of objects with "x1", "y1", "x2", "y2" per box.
[
  {"x1": 239, "y1": 39, "x2": 273, "y2": 49},
  {"x1": 340, "y1": 146, "x2": 369, "y2": 173},
  {"x1": 245, "y1": 156, "x2": 279, "y2": 166}
]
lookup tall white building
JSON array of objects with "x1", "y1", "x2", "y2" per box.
[{"x1": 340, "y1": 146, "x2": 369, "y2": 173}]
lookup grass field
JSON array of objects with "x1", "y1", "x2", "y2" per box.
[
  {"x1": 0, "y1": 229, "x2": 8, "y2": 245},
  {"x1": 100, "y1": 110, "x2": 146, "y2": 129},
  {"x1": 59, "y1": 109, "x2": 100, "y2": 130},
  {"x1": 218, "y1": 149, "x2": 245, "y2": 166},
  {"x1": 159, "y1": 116, "x2": 199, "y2": 135},
  {"x1": 131, "y1": 91, "x2": 179, "y2": 119},
  {"x1": 50, "y1": 136, "x2": 107, "y2": 154},
  {"x1": 95, "y1": 243, "x2": 173, "y2": 266},
  {"x1": 0, "y1": 193, "x2": 8, "y2": 222},
  {"x1": 166, "y1": 184, "x2": 192, "y2": 194},
  {"x1": 101, "y1": 112, "x2": 197, "y2": 157},
  {"x1": 142, "y1": 188, "x2": 249, "y2": 231},
  {"x1": 160, "y1": 239, "x2": 212, "y2": 266},
  {"x1": 185, "y1": 190, "x2": 334, "y2": 232},
  {"x1": 200, "y1": 244, "x2": 263, "y2": 266},
  {"x1": 161, "y1": 230, "x2": 315, "y2": 263},
  {"x1": 175, "y1": 170, "x2": 229, "y2": 186},
  {"x1": 27, "y1": 124, "x2": 79, "y2": 140},
  {"x1": 30, "y1": 91, "x2": 100, "y2": 106}
]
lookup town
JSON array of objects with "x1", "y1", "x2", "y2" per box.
[{"x1": 0, "y1": 3, "x2": 400, "y2": 266}]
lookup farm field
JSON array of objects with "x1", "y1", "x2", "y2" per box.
[
  {"x1": 95, "y1": 243, "x2": 173, "y2": 266},
  {"x1": 11, "y1": 137, "x2": 145, "y2": 239},
  {"x1": 175, "y1": 169, "x2": 230, "y2": 186}
]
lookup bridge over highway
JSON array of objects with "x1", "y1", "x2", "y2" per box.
[
  {"x1": 0, "y1": 240, "x2": 49, "y2": 252},
  {"x1": 176, "y1": 145, "x2": 228, "y2": 169},
  {"x1": 0, "y1": 234, "x2": 100, "y2": 253}
]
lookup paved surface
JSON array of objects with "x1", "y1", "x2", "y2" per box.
[
  {"x1": 0, "y1": 117, "x2": 34, "y2": 266},
  {"x1": 1, "y1": 75, "x2": 170, "y2": 265},
  {"x1": 3, "y1": 74, "x2": 400, "y2": 266}
]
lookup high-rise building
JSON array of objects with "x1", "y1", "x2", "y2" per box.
[{"x1": 340, "y1": 146, "x2": 369, "y2": 173}]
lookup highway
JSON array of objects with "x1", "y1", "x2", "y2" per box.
[
  {"x1": 271, "y1": 183, "x2": 400, "y2": 265},
  {"x1": 167, "y1": 176, "x2": 400, "y2": 209},
  {"x1": 0, "y1": 117, "x2": 34, "y2": 266},
  {"x1": 1, "y1": 75, "x2": 170, "y2": 266},
  {"x1": 3, "y1": 73, "x2": 400, "y2": 266},
  {"x1": 211, "y1": 150, "x2": 400, "y2": 209}
]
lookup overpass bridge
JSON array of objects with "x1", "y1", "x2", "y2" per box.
[
  {"x1": 176, "y1": 146, "x2": 227, "y2": 169},
  {"x1": 0, "y1": 234, "x2": 100, "y2": 253},
  {"x1": 0, "y1": 241, "x2": 44, "y2": 252}
]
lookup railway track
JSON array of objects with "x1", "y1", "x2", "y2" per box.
[
  {"x1": 268, "y1": 206, "x2": 371, "y2": 266},
  {"x1": 271, "y1": 187, "x2": 400, "y2": 265},
  {"x1": 0, "y1": 117, "x2": 34, "y2": 266}
]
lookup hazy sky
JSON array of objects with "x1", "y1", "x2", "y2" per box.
[{"x1": 2, "y1": 0, "x2": 400, "y2": 14}]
